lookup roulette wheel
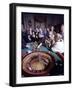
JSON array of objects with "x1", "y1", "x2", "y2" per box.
[{"x1": 22, "y1": 51, "x2": 55, "y2": 76}]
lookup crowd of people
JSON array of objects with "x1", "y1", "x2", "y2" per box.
[{"x1": 22, "y1": 24, "x2": 64, "y2": 53}]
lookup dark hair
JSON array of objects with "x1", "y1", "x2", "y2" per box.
[{"x1": 54, "y1": 24, "x2": 64, "y2": 33}]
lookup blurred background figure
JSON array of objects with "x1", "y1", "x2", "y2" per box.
[
  {"x1": 36, "y1": 25, "x2": 40, "y2": 33},
  {"x1": 60, "y1": 24, "x2": 64, "y2": 40},
  {"x1": 49, "y1": 26, "x2": 56, "y2": 46},
  {"x1": 44, "y1": 26, "x2": 50, "y2": 38},
  {"x1": 22, "y1": 24, "x2": 27, "y2": 48},
  {"x1": 39, "y1": 26, "x2": 44, "y2": 39},
  {"x1": 49, "y1": 26, "x2": 55, "y2": 39},
  {"x1": 29, "y1": 27, "x2": 33, "y2": 36}
]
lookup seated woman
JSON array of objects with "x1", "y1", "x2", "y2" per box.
[{"x1": 51, "y1": 33, "x2": 64, "y2": 54}]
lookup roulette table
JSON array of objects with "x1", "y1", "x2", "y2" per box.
[
  {"x1": 22, "y1": 43, "x2": 64, "y2": 77},
  {"x1": 22, "y1": 51, "x2": 55, "y2": 76}
]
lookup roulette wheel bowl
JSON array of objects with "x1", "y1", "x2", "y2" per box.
[{"x1": 22, "y1": 51, "x2": 55, "y2": 77}]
